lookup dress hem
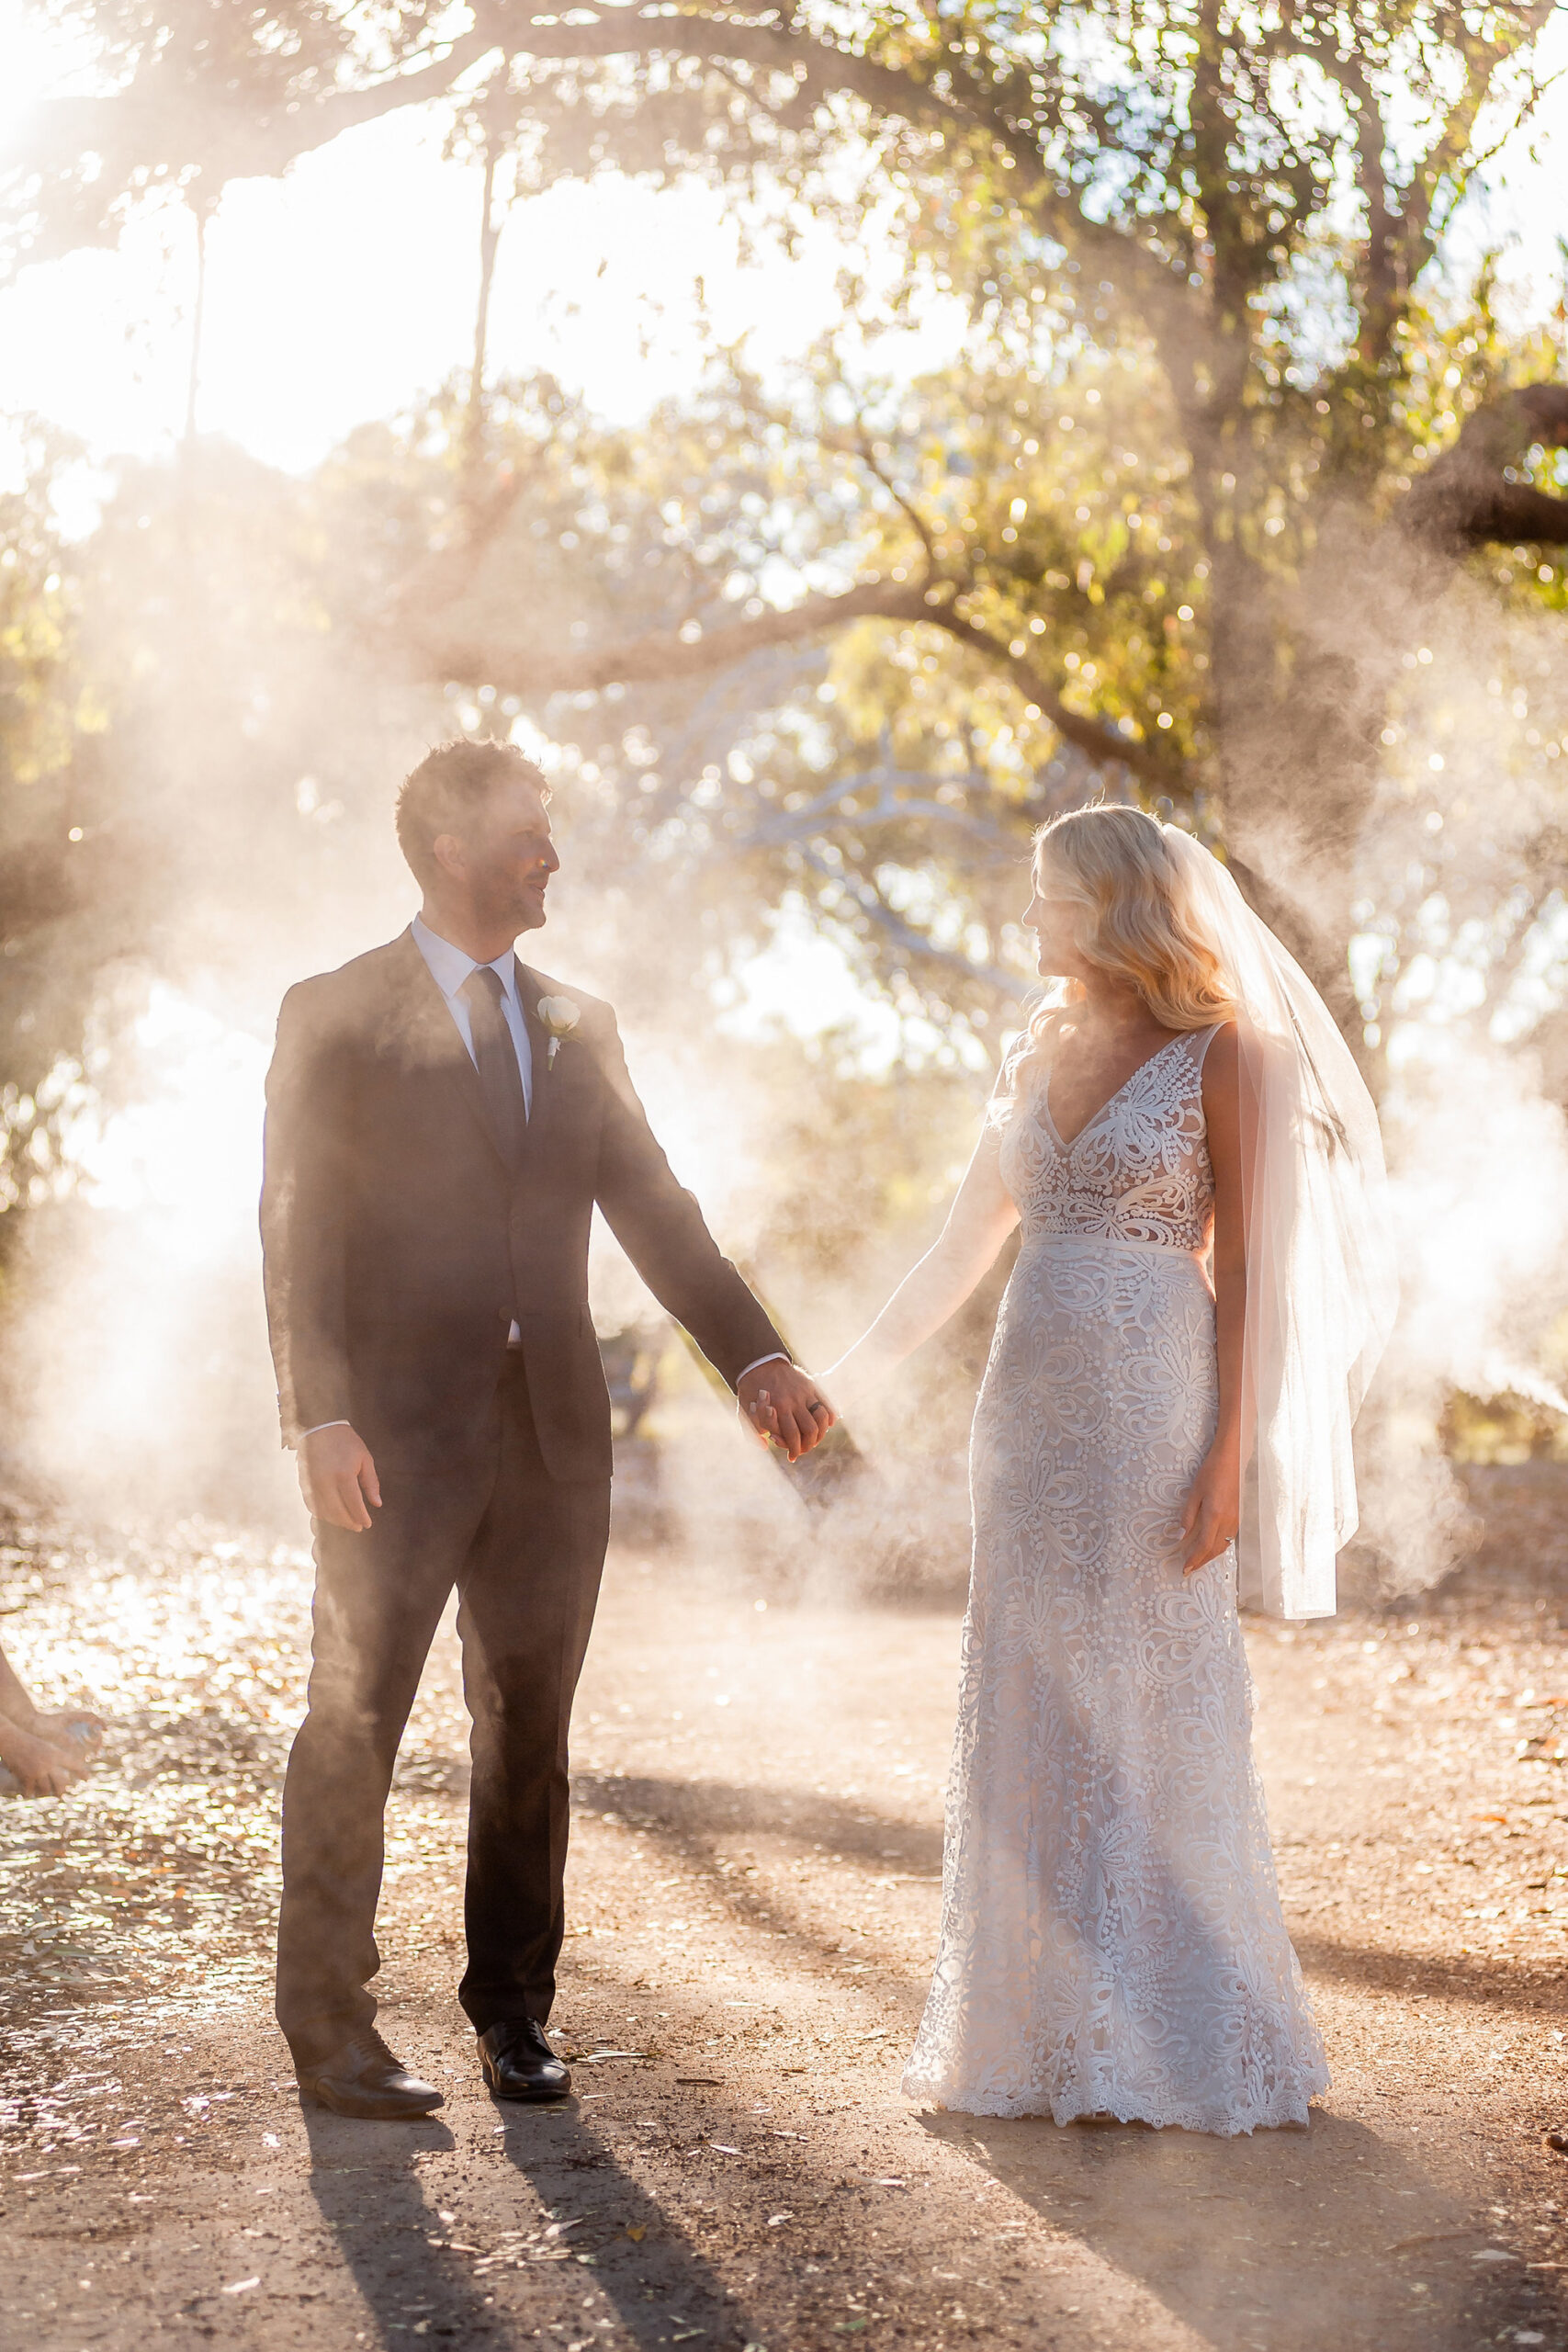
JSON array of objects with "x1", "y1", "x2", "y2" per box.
[{"x1": 899, "y1": 2070, "x2": 1328, "y2": 2138}]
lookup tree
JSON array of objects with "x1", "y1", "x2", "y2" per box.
[
  {"x1": 0, "y1": 423, "x2": 117, "y2": 1244},
  {"x1": 5, "y1": 0, "x2": 1568, "y2": 1032}
]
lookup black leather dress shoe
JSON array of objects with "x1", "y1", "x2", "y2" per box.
[
  {"x1": 295, "y1": 2028, "x2": 444, "y2": 2120},
  {"x1": 478, "y1": 2018, "x2": 572, "y2": 2101}
]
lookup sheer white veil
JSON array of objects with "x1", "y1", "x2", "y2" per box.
[{"x1": 1160, "y1": 826, "x2": 1397, "y2": 1619}]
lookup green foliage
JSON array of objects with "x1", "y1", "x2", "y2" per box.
[
  {"x1": 2, "y1": 0, "x2": 1566, "y2": 1357},
  {"x1": 0, "y1": 425, "x2": 453, "y2": 1236},
  {"x1": 0, "y1": 424, "x2": 107, "y2": 1231}
]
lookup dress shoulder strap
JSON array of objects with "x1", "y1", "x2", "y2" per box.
[{"x1": 1189, "y1": 1021, "x2": 1229, "y2": 1073}]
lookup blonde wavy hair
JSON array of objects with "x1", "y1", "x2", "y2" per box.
[{"x1": 1000, "y1": 806, "x2": 1238, "y2": 1106}]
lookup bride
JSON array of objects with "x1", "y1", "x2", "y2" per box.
[{"x1": 825, "y1": 805, "x2": 1395, "y2": 2135}]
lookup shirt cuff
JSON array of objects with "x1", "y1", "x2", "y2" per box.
[{"x1": 736, "y1": 1352, "x2": 791, "y2": 1386}]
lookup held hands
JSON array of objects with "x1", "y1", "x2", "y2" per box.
[
  {"x1": 299, "y1": 1423, "x2": 382, "y2": 1532},
  {"x1": 303, "y1": 1379, "x2": 837, "y2": 1520},
  {"x1": 1179, "y1": 1441, "x2": 1241, "y2": 1575},
  {"x1": 0, "y1": 1715, "x2": 99, "y2": 1798},
  {"x1": 737, "y1": 1362, "x2": 837, "y2": 1464}
]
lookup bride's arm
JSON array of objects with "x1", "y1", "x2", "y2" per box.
[
  {"x1": 826, "y1": 1119, "x2": 1021, "y2": 1396},
  {"x1": 1180, "y1": 1023, "x2": 1246, "y2": 1572}
]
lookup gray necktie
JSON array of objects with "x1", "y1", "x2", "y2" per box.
[{"x1": 460, "y1": 966, "x2": 527, "y2": 1169}]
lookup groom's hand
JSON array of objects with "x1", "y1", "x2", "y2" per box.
[
  {"x1": 299, "y1": 1424, "x2": 382, "y2": 1532},
  {"x1": 737, "y1": 1363, "x2": 836, "y2": 1464}
]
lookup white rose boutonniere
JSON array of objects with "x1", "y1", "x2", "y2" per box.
[{"x1": 536, "y1": 993, "x2": 581, "y2": 1069}]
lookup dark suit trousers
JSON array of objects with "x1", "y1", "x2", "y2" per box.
[{"x1": 275, "y1": 1354, "x2": 612, "y2": 2064}]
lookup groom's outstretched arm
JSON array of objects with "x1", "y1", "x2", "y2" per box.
[
  {"x1": 260, "y1": 980, "x2": 355, "y2": 1449},
  {"x1": 588, "y1": 1001, "x2": 781, "y2": 1382},
  {"x1": 587, "y1": 1004, "x2": 830, "y2": 1453}
]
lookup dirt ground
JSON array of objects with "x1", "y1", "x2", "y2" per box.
[{"x1": 4, "y1": 1463, "x2": 1568, "y2": 2352}]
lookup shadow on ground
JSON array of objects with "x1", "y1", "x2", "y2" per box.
[
  {"x1": 920, "y1": 2103, "x2": 1539, "y2": 2352},
  {"x1": 302, "y1": 2092, "x2": 765, "y2": 2350},
  {"x1": 301, "y1": 2104, "x2": 470, "y2": 2342},
  {"x1": 1295, "y1": 1928, "x2": 1568, "y2": 2018},
  {"x1": 573, "y1": 1770, "x2": 944, "y2": 1874}
]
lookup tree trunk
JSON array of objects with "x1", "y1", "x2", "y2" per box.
[
  {"x1": 182, "y1": 196, "x2": 209, "y2": 449},
  {"x1": 461, "y1": 139, "x2": 502, "y2": 508}
]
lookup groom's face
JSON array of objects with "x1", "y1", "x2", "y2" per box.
[{"x1": 437, "y1": 777, "x2": 559, "y2": 934}]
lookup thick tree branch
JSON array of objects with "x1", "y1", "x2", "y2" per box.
[
  {"x1": 3, "y1": 28, "x2": 500, "y2": 188},
  {"x1": 430, "y1": 561, "x2": 1190, "y2": 797},
  {"x1": 1404, "y1": 384, "x2": 1568, "y2": 550},
  {"x1": 923, "y1": 608, "x2": 1193, "y2": 800},
  {"x1": 4, "y1": 5, "x2": 1196, "y2": 336},
  {"x1": 0, "y1": 11, "x2": 922, "y2": 188},
  {"x1": 429, "y1": 576, "x2": 939, "y2": 693}
]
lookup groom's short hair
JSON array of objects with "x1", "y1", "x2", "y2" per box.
[{"x1": 395, "y1": 739, "x2": 551, "y2": 886}]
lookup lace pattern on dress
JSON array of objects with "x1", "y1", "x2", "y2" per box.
[
  {"x1": 1001, "y1": 1027, "x2": 1218, "y2": 1254},
  {"x1": 903, "y1": 1023, "x2": 1328, "y2": 2134}
]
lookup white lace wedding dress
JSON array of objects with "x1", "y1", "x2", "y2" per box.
[{"x1": 902, "y1": 1026, "x2": 1328, "y2": 2134}]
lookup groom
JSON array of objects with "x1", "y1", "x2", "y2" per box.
[{"x1": 262, "y1": 738, "x2": 834, "y2": 2119}]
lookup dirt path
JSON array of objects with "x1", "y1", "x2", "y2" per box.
[{"x1": 3, "y1": 1494, "x2": 1567, "y2": 2352}]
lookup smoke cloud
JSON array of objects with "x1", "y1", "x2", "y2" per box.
[{"x1": 2, "y1": 401, "x2": 1566, "y2": 1616}]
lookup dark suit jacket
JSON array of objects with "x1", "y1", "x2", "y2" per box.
[{"x1": 260, "y1": 929, "x2": 784, "y2": 1482}]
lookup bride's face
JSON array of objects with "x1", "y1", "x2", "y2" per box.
[{"x1": 1024, "y1": 859, "x2": 1091, "y2": 979}]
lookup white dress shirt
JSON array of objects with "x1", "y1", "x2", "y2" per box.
[
  {"x1": 412, "y1": 915, "x2": 531, "y2": 1350},
  {"x1": 412, "y1": 913, "x2": 534, "y2": 1115},
  {"x1": 298, "y1": 919, "x2": 784, "y2": 1440}
]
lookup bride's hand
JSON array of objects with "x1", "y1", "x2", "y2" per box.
[
  {"x1": 737, "y1": 1362, "x2": 835, "y2": 1462},
  {"x1": 1179, "y1": 1442, "x2": 1240, "y2": 1574}
]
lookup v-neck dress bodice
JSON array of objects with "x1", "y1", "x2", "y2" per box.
[
  {"x1": 1014, "y1": 1029, "x2": 1216, "y2": 1250},
  {"x1": 902, "y1": 1024, "x2": 1327, "y2": 2133}
]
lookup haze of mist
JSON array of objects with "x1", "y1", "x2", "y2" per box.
[{"x1": 3, "y1": 2, "x2": 1568, "y2": 2348}]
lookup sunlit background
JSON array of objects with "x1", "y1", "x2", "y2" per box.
[
  {"x1": 2, "y1": 0, "x2": 1568, "y2": 1570},
  {"x1": 3, "y1": 3, "x2": 1563, "y2": 469}
]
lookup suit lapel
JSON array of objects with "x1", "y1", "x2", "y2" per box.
[
  {"x1": 380, "y1": 936, "x2": 580, "y2": 1180},
  {"x1": 384, "y1": 929, "x2": 506, "y2": 1169},
  {"x1": 516, "y1": 960, "x2": 554, "y2": 1176},
  {"x1": 518, "y1": 959, "x2": 598, "y2": 1175}
]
